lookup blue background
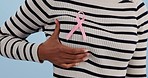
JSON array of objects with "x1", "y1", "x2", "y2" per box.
[{"x1": 0, "y1": 0, "x2": 148, "y2": 78}]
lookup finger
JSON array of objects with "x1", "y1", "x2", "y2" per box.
[
  {"x1": 61, "y1": 63, "x2": 77, "y2": 68},
  {"x1": 72, "y1": 48, "x2": 90, "y2": 54},
  {"x1": 51, "y1": 19, "x2": 60, "y2": 39},
  {"x1": 61, "y1": 52, "x2": 88, "y2": 60},
  {"x1": 62, "y1": 45, "x2": 88, "y2": 54},
  {"x1": 63, "y1": 58, "x2": 85, "y2": 64}
]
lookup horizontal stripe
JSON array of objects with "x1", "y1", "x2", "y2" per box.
[
  {"x1": 0, "y1": 36, "x2": 8, "y2": 42},
  {"x1": 4, "y1": 22, "x2": 20, "y2": 38},
  {"x1": 1, "y1": 36, "x2": 12, "y2": 56},
  {"x1": 30, "y1": 43, "x2": 35, "y2": 61},
  {"x1": 137, "y1": 2, "x2": 145, "y2": 11},
  {"x1": 138, "y1": 38, "x2": 147, "y2": 43},
  {"x1": 20, "y1": 6, "x2": 41, "y2": 27},
  {"x1": 119, "y1": 0, "x2": 133, "y2": 3},
  {"x1": 128, "y1": 65, "x2": 146, "y2": 68},
  {"x1": 47, "y1": 14, "x2": 137, "y2": 28},
  {"x1": 10, "y1": 40, "x2": 22, "y2": 59},
  {"x1": 0, "y1": 51, "x2": 2, "y2": 56},
  {"x1": 45, "y1": 34, "x2": 135, "y2": 54},
  {"x1": 10, "y1": 17, "x2": 30, "y2": 35},
  {"x1": 15, "y1": 10, "x2": 36, "y2": 31},
  {"x1": 44, "y1": 20, "x2": 137, "y2": 35},
  {"x1": 54, "y1": 65, "x2": 125, "y2": 78},
  {"x1": 137, "y1": 11, "x2": 148, "y2": 20},
  {"x1": 135, "y1": 47, "x2": 147, "y2": 51},
  {"x1": 45, "y1": 29, "x2": 137, "y2": 44},
  {"x1": 138, "y1": 20, "x2": 148, "y2": 28},
  {"x1": 16, "y1": 47, "x2": 22, "y2": 60},
  {"x1": 4, "y1": 37, "x2": 15, "y2": 58},
  {"x1": 32, "y1": 0, "x2": 50, "y2": 18},
  {"x1": 126, "y1": 74, "x2": 146, "y2": 77},
  {"x1": 138, "y1": 29, "x2": 148, "y2": 36},
  {"x1": 131, "y1": 56, "x2": 146, "y2": 60},
  {"x1": 23, "y1": 42, "x2": 29, "y2": 61},
  {"x1": 43, "y1": 0, "x2": 136, "y2": 19},
  {"x1": 54, "y1": 73, "x2": 72, "y2": 78},
  {"x1": 54, "y1": 0, "x2": 137, "y2": 11},
  {"x1": 0, "y1": 30, "x2": 9, "y2": 35},
  {"x1": 89, "y1": 51, "x2": 130, "y2": 62},
  {"x1": 86, "y1": 60, "x2": 127, "y2": 70},
  {"x1": 25, "y1": 0, "x2": 49, "y2": 24}
]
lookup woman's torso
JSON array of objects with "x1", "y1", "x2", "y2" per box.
[{"x1": 41, "y1": 0, "x2": 140, "y2": 77}]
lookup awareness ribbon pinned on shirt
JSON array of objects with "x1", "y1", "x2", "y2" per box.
[{"x1": 66, "y1": 11, "x2": 86, "y2": 40}]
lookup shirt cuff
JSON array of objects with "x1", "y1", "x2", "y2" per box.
[{"x1": 32, "y1": 43, "x2": 43, "y2": 63}]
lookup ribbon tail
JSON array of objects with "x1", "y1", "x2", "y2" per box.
[
  {"x1": 79, "y1": 25, "x2": 87, "y2": 40},
  {"x1": 66, "y1": 25, "x2": 79, "y2": 40}
]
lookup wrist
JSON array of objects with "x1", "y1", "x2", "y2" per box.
[{"x1": 38, "y1": 43, "x2": 45, "y2": 63}]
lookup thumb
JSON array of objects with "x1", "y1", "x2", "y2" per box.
[{"x1": 51, "y1": 19, "x2": 60, "y2": 39}]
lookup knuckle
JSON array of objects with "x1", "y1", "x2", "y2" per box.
[
  {"x1": 83, "y1": 53, "x2": 87, "y2": 57},
  {"x1": 60, "y1": 64, "x2": 66, "y2": 68},
  {"x1": 58, "y1": 46, "x2": 63, "y2": 51},
  {"x1": 61, "y1": 65, "x2": 69, "y2": 69},
  {"x1": 73, "y1": 55, "x2": 77, "y2": 59},
  {"x1": 76, "y1": 55, "x2": 81, "y2": 59},
  {"x1": 71, "y1": 55, "x2": 78, "y2": 60},
  {"x1": 73, "y1": 60, "x2": 79, "y2": 63},
  {"x1": 73, "y1": 55, "x2": 81, "y2": 59}
]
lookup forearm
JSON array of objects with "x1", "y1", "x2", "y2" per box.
[
  {"x1": 0, "y1": 0, "x2": 49, "y2": 63},
  {"x1": 0, "y1": 31, "x2": 41, "y2": 62}
]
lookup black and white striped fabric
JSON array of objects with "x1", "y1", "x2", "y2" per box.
[{"x1": 0, "y1": 0, "x2": 148, "y2": 78}]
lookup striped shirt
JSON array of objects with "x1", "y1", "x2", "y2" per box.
[{"x1": 0, "y1": 0, "x2": 148, "y2": 78}]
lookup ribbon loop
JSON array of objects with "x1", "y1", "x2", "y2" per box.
[{"x1": 66, "y1": 11, "x2": 86, "y2": 40}]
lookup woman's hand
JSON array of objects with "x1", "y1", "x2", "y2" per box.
[{"x1": 38, "y1": 19, "x2": 89, "y2": 68}]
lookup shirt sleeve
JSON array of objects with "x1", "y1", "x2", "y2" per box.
[
  {"x1": 0, "y1": 0, "x2": 50, "y2": 63},
  {"x1": 125, "y1": 0, "x2": 148, "y2": 78}
]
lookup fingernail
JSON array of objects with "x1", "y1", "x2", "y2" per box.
[
  {"x1": 83, "y1": 57, "x2": 88, "y2": 61},
  {"x1": 84, "y1": 49, "x2": 89, "y2": 52},
  {"x1": 54, "y1": 19, "x2": 58, "y2": 24},
  {"x1": 86, "y1": 53, "x2": 90, "y2": 56},
  {"x1": 75, "y1": 63, "x2": 79, "y2": 66}
]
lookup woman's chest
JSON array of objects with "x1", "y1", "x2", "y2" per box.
[{"x1": 43, "y1": 0, "x2": 138, "y2": 52}]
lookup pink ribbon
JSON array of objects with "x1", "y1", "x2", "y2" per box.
[{"x1": 66, "y1": 11, "x2": 86, "y2": 40}]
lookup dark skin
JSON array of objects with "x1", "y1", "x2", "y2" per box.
[{"x1": 38, "y1": 19, "x2": 90, "y2": 68}]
